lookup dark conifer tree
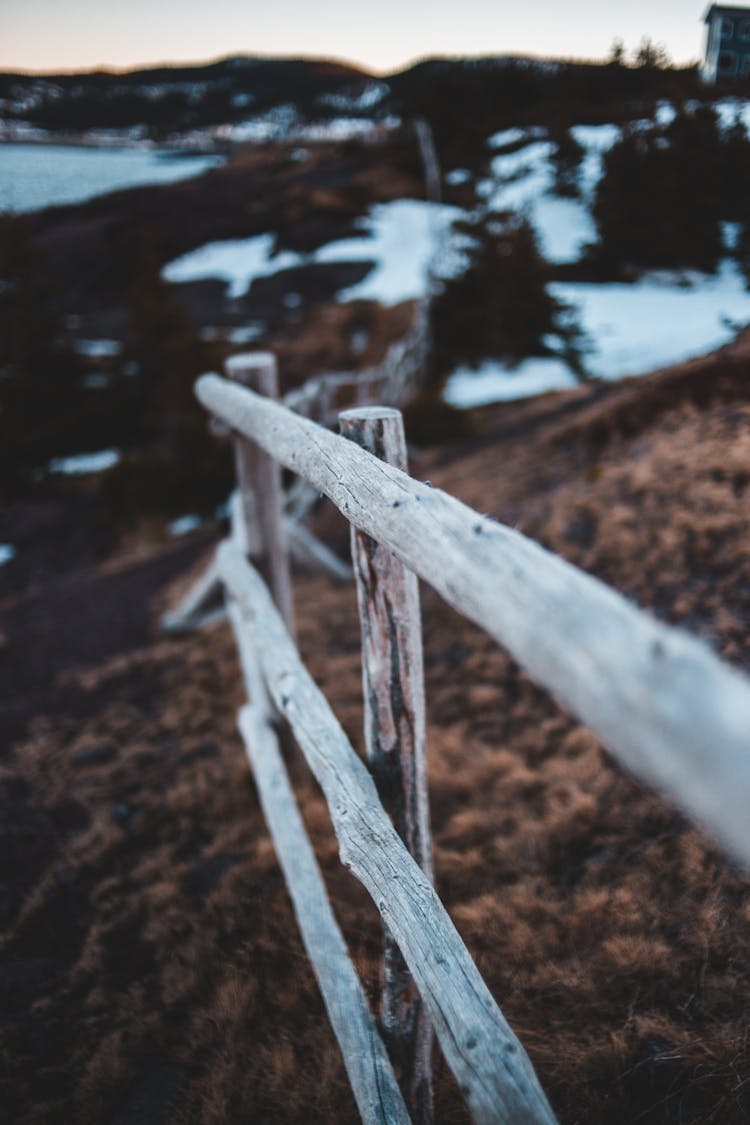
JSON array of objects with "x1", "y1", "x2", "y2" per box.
[
  {"x1": 430, "y1": 213, "x2": 587, "y2": 382},
  {"x1": 552, "y1": 127, "x2": 585, "y2": 199},
  {"x1": 0, "y1": 217, "x2": 86, "y2": 488},
  {"x1": 593, "y1": 104, "x2": 734, "y2": 274},
  {"x1": 108, "y1": 227, "x2": 229, "y2": 516}
]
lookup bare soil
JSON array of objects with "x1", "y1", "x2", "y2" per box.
[{"x1": 1, "y1": 335, "x2": 750, "y2": 1124}]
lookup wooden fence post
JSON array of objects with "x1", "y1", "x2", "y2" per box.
[
  {"x1": 226, "y1": 352, "x2": 295, "y2": 638},
  {"x1": 339, "y1": 405, "x2": 434, "y2": 1125}
]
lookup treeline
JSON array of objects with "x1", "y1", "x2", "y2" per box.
[
  {"x1": 430, "y1": 214, "x2": 586, "y2": 383},
  {"x1": 0, "y1": 220, "x2": 230, "y2": 518},
  {"x1": 591, "y1": 103, "x2": 750, "y2": 276},
  {"x1": 425, "y1": 99, "x2": 750, "y2": 401},
  {"x1": 0, "y1": 58, "x2": 365, "y2": 137},
  {"x1": 390, "y1": 56, "x2": 705, "y2": 169},
  {"x1": 1, "y1": 54, "x2": 712, "y2": 147}
]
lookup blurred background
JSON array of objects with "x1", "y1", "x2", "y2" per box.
[{"x1": 4, "y1": 3, "x2": 750, "y2": 591}]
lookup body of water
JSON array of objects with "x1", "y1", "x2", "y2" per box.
[{"x1": 0, "y1": 142, "x2": 224, "y2": 213}]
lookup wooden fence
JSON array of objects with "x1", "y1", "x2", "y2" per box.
[
  {"x1": 167, "y1": 352, "x2": 750, "y2": 1125},
  {"x1": 199, "y1": 291, "x2": 431, "y2": 589}
]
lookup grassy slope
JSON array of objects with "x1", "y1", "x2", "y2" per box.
[{"x1": 1, "y1": 339, "x2": 750, "y2": 1123}]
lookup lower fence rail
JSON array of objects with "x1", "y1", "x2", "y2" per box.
[
  {"x1": 227, "y1": 601, "x2": 410, "y2": 1125},
  {"x1": 220, "y1": 541, "x2": 557, "y2": 1125}
]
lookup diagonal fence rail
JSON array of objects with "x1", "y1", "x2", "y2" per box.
[{"x1": 168, "y1": 354, "x2": 750, "y2": 1123}]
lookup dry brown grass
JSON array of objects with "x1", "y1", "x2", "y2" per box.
[{"x1": 2, "y1": 350, "x2": 750, "y2": 1123}]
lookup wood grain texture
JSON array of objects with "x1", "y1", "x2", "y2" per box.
[
  {"x1": 225, "y1": 353, "x2": 295, "y2": 638},
  {"x1": 340, "y1": 408, "x2": 435, "y2": 1123},
  {"x1": 219, "y1": 542, "x2": 558, "y2": 1125},
  {"x1": 196, "y1": 374, "x2": 750, "y2": 870},
  {"x1": 226, "y1": 605, "x2": 410, "y2": 1125}
]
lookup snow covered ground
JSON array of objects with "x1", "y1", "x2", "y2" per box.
[
  {"x1": 0, "y1": 96, "x2": 744, "y2": 411},
  {"x1": 446, "y1": 106, "x2": 750, "y2": 405},
  {"x1": 446, "y1": 262, "x2": 750, "y2": 406},
  {"x1": 553, "y1": 262, "x2": 750, "y2": 378},
  {"x1": 74, "y1": 339, "x2": 121, "y2": 358},
  {"x1": 477, "y1": 123, "x2": 618, "y2": 264},
  {"x1": 163, "y1": 200, "x2": 464, "y2": 304},
  {"x1": 163, "y1": 119, "x2": 750, "y2": 406},
  {"x1": 48, "y1": 449, "x2": 120, "y2": 475},
  {"x1": 163, "y1": 233, "x2": 301, "y2": 299},
  {"x1": 168, "y1": 514, "x2": 204, "y2": 537},
  {"x1": 444, "y1": 358, "x2": 578, "y2": 407},
  {"x1": 314, "y1": 201, "x2": 464, "y2": 303},
  {"x1": 0, "y1": 143, "x2": 223, "y2": 213}
]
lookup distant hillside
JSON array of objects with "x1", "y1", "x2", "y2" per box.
[
  {"x1": 0, "y1": 57, "x2": 371, "y2": 135},
  {"x1": 0, "y1": 53, "x2": 712, "y2": 142}
]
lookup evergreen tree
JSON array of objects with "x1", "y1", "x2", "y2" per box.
[
  {"x1": 0, "y1": 217, "x2": 86, "y2": 488},
  {"x1": 608, "y1": 39, "x2": 626, "y2": 67},
  {"x1": 593, "y1": 105, "x2": 730, "y2": 273},
  {"x1": 430, "y1": 214, "x2": 587, "y2": 382},
  {"x1": 123, "y1": 228, "x2": 213, "y2": 460},
  {"x1": 720, "y1": 113, "x2": 750, "y2": 222},
  {"x1": 106, "y1": 227, "x2": 229, "y2": 516},
  {"x1": 552, "y1": 127, "x2": 585, "y2": 199},
  {"x1": 634, "y1": 38, "x2": 671, "y2": 70}
]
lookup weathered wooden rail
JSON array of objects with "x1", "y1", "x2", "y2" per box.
[
  {"x1": 196, "y1": 303, "x2": 430, "y2": 589},
  {"x1": 282, "y1": 301, "x2": 429, "y2": 429},
  {"x1": 168, "y1": 352, "x2": 750, "y2": 1124}
]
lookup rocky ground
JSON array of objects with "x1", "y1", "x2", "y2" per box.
[{"x1": 1, "y1": 334, "x2": 750, "y2": 1124}]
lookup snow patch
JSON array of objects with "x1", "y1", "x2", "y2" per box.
[
  {"x1": 49, "y1": 449, "x2": 120, "y2": 475},
  {"x1": 300, "y1": 117, "x2": 385, "y2": 142},
  {"x1": 569, "y1": 124, "x2": 620, "y2": 201},
  {"x1": 488, "y1": 127, "x2": 526, "y2": 149},
  {"x1": 163, "y1": 233, "x2": 301, "y2": 298},
  {"x1": 530, "y1": 196, "x2": 596, "y2": 264},
  {"x1": 482, "y1": 139, "x2": 595, "y2": 262},
  {"x1": 714, "y1": 98, "x2": 750, "y2": 132},
  {"x1": 654, "y1": 101, "x2": 677, "y2": 127},
  {"x1": 445, "y1": 261, "x2": 750, "y2": 408},
  {"x1": 168, "y1": 514, "x2": 203, "y2": 537},
  {"x1": 74, "y1": 338, "x2": 120, "y2": 358},
  {"x1": 445, "y1": 358, "x2": 578, "y2": 407},
  {"x1": 222, "y1": 109, "x2": 396, "y2": 145},
  {"x1": 0, "y1": 143, "x2": 223, "y2": 214},
  {"x1": 199, "y1": 323, "x2": 265, "y2": 345},
  {"x1": 319, "y1": 82, "x2": 389, "y2": 112},
  {"x1": 162, "y1": 200, "x2": 467, "y2": 306},
  {"x1": 445, "y1": 168, "x2": 472, "y2": 185},
  {"x1": 315, "y1": 200, "x2": 464, "y2": 304},
  {"x1": 552, "y1": 260, "x2": 750, "y2": 380}
]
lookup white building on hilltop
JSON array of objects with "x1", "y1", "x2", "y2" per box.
[{"x1": 702, "y1": 4, "x2": 750, "y2": 81}]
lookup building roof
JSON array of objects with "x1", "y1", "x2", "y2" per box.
[{"x1": 703, "y1": 4, "x2": 750, "y2": 23}]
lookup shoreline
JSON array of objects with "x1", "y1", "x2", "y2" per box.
[{"x1": 0, "y1": 130, "x2": 224, "y2": 157}]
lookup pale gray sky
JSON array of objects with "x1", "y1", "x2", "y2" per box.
[{"x1": 0, "y1": 0, "x2": 707, "y2": 74}]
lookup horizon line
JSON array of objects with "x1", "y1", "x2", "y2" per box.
[{"x1": 0, "y1": 46, "x2": 701, "y2": 80}]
